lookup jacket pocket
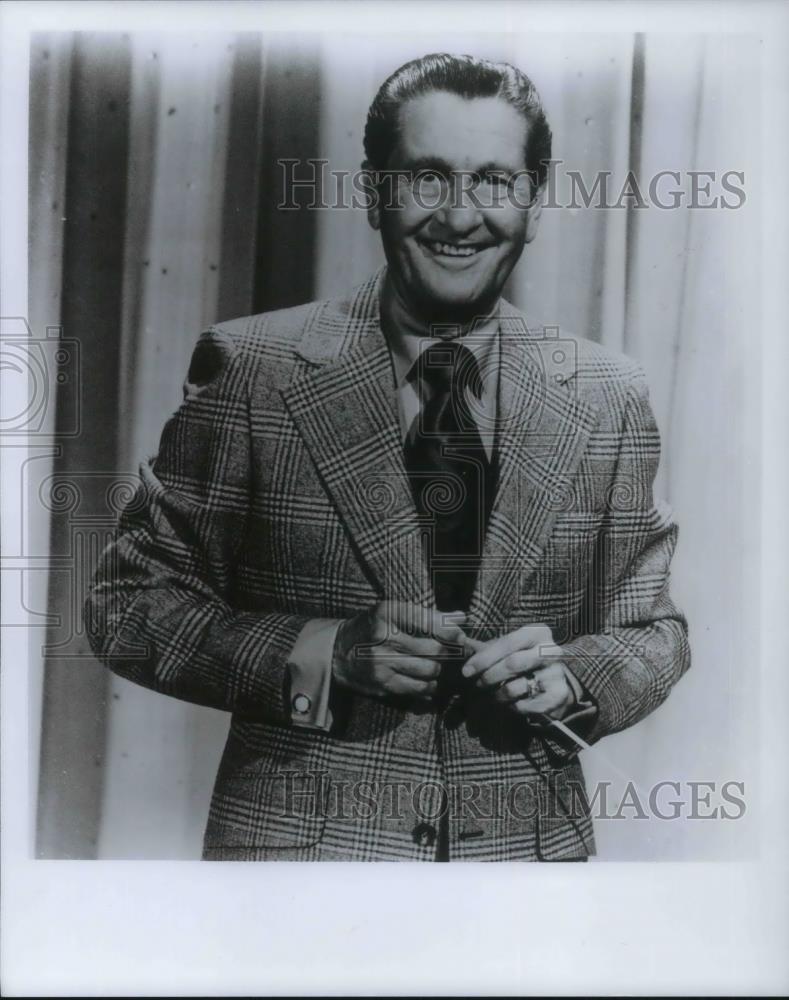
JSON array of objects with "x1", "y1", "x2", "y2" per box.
[{"x1": 204, "y1": 721, "x2": 331, "y2": 850}]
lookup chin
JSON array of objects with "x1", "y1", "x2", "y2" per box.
[
  {"x1": 419, "y1": 290, "x2": 491, "y2": 325},
  {"x1": 421, "y1": 277, "x2": 496, "y2": 314}
]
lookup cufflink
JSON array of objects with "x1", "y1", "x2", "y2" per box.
[{"x1": 292, "y1": 693, "x2": 312, "y2": 715}]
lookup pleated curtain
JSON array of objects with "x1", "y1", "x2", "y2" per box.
[{"x1": 31, "y1": 30, "x2": 759, "y2": 859}]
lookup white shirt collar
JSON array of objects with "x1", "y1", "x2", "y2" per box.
[{"x1": 380, "y1": 275, "x2": 501, "y2": 390}]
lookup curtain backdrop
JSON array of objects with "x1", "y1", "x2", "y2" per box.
[{"x1": 32, "y1": 30, "x2": 760, "y2": 859}]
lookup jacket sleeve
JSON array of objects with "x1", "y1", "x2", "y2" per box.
[
  {"x1": 544, "y1": 367, "x2": 691, "y2": 760},
  {"x1": 84, "y1": 327, "x2": 313, "y2": 722}
]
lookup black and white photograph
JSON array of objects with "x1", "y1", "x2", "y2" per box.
[{"x1": 2, "y1": 0, "x2": 787, "y2": 994}]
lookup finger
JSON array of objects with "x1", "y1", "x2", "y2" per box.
[
  {"x1": 390, "y1": 606, "x2": 468, "y2": 643},
  {"x1": 466, "y1": 640, "x2": 560, "y2": 684},
  {"x1": 462, "y1": 634, "x2": 485, "y2": 654},
  {"x1": 511, "y1": 693, "x2": 557, "y2": 715},
  {"x1": 491, "y1": 673, "x2": 542, "y2": 704},
  {"x1": 472, "y1": 650, "x2": 539, "y2": 690},
  {"x1": 387, "y1": 603, "x2": 467, "y2": 641},
  {"x1": 530, "y1": 661, "x2": 569, "y2": 688},
  {"x1": 532, "y1": 658, "x2": 566, "y2": 673},
  {"x1": 511, "y1": 677, "x2": 572, "y2": 717},
  {"x1": 511, "y1": 642, "x2": 564, "y2": 674},
  {"x1": 461, "y1": 634, "x2": 520, "y2": 677},
  {"x1": 391, "y1": 633, "x2": 472, "y2": 661},
  {"x1": 438, "y1": 630, "x2": 479, "y2": 660},
  {"x1": 462, "y1": 624, "x2": 554, "y2": 677},
  {"x1": 429, "y1": 610, "x2": 471, "y2": 646},
  {"x1": 387, "y1": 655, "x2": 442, "y2": 681},
  {"x1": 388, "y1": 601, "x2": 466, "y2": 636},
  {"x1": 390, "y1": 635, "x2": 449, "y2": 658},
  {"x1": 387, "y1": 673, "x2": 438, "y2": 700}
]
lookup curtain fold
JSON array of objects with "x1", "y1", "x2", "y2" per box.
[
  {"x1": 28, "y1": 31, "x2": 74, "y2": 857},
  {"x1": 35, "y1": 31, "x2": 133, "y2": 858},
  {"x1": 32, "y1": 31, "x2": 758, "y2": 859}
]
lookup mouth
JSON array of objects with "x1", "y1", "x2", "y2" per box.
[{"x1": 416, "y1": 238, "x2": 495, "y2": 262}]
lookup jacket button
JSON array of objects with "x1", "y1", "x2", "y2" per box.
[
  {"x1": 292, "y1": 693, "x2": 311, "y2": 715},
  {"x1": 412, "y1": 822, "x2": 437, "y2": 848}
]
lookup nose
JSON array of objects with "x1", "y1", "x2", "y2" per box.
[{"x1": 435, "y1": 176, "x2": 484, "y2": 236}]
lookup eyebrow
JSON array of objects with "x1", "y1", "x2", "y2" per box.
[{"x1": 399, "y1": 156, "x2": 523, "y2": 177}]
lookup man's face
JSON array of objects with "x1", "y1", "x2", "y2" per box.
[{"x1": 369, "y1": 90, "x2": 542, "y2": 324}]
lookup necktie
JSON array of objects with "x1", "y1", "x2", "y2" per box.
[{"x1": 403, "y1": 341, "x2": 498, "y2": 614}]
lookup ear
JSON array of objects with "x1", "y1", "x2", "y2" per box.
[
  {"x1": 361, "y1": 160, "x2": 381, "y2": 231},
  {"x1": 524, "y1": 183, "x2": 545, "y2": 244}
]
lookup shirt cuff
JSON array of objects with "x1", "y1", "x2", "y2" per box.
[{"x1": 286, "y1": 618, "x2": 343, "y2": 732}]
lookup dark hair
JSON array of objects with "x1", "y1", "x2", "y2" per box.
[{"x1": 364, "y1": 52, "x2": 552, "y2": 188}]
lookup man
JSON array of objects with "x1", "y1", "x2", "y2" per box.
[{"x1": 86, "y1": 53, "x2": 690, "y2": 861}]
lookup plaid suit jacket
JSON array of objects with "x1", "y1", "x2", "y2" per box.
[{"x1": 86, "y1": 268, "x2": 690, "y2": 861}]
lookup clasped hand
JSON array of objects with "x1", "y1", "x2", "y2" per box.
[{"x1": 332, "y1": 602, "x2": 574, "y2": 719}]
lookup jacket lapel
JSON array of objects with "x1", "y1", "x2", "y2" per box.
[
  {"x1": 282, "y1": 275, "x2": 599, "y2": 624},
  {"x1": 281, "y1": 272, "x2": 433, "y2": 605},
  {"x1": 467, "y1": 310, "x2": 599, "y2": 636}
]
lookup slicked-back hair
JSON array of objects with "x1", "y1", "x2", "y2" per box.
[{"x1": 364, "y1": 52, "x2": 553, "y2": 189}]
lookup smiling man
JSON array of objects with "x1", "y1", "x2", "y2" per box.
[
  {"x1": 87, "y1": 53, "x2": 690, "y2": 861},
  {"x1": 369, "y1": 87, "x2": 541, "y2": 321}
]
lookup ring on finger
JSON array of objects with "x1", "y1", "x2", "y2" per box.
[{"x1": 494, "y1": 675, "x2": 544, "y2": 699}]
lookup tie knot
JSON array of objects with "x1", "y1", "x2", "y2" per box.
[{"x1": 408, "y1": 341, "x2": 484, "y2": 400}]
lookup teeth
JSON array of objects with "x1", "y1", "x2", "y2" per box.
[{"x1": 428, "y1": 241, "x2": 480, "y2": 257}]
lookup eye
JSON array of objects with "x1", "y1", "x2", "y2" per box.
[
  {"x1": 417, "y1": 169, "x2": 444, "y2": 186},
  {"x1": 480, "y1": 171, "x2": 509, "y2": 190}
]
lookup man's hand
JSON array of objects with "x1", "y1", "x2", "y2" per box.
[
  {"x1": 333, "y1": 601, "x2": 471, "y2": 703},
  {"x1": 461, "y1": 624, "x2": 575, "y2": 720}
]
